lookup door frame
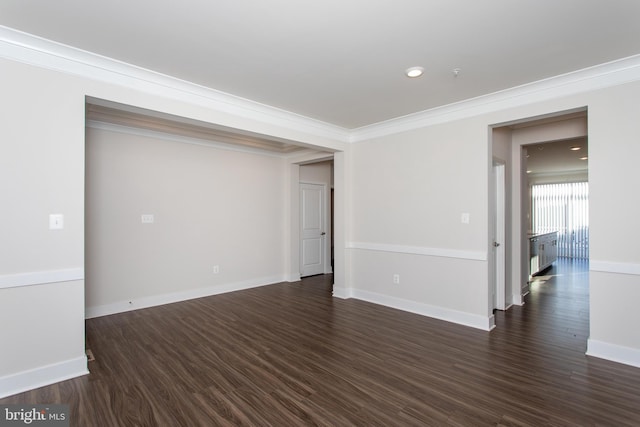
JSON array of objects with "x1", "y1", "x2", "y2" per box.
[
  {"x1": 492, "y1": 160, "x2": 507, "y2": 310},
  {"x1": 489, "y1": 107, "x2": 588, "y2": 313},
  {"x1": 286, "y1": 153, "x2": 336, "y2": 283},
  {"x1": 299, "y1": 181, "x2": 331, "y2": 277}
]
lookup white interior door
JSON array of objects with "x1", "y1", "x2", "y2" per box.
[
  {"x1": 493, "y1": 162, "x2": 507, "y2": 310},
  {"x1": 300, "y1": 183, "x2": 326, "y2": 277}
]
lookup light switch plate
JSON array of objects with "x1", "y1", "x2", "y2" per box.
[
  {"x1": 461, "y1": 213, "x2": 470, "y2": 224},
  {"x1": 49, "y1": 214, "x2": 64, "y2": 230}
]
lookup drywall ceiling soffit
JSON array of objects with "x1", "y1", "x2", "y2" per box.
[
  {"x1": 499, "y1": 110, "x2": 588, "y2": 175},
  {"x1": 507, "y1": 110, "x2": 587, "y2": 130},
  {"x1": 86, "y1": 103, "x2": 317, "y2": 156},
  {"x1": 3, "y1": 1, "x2": 640, "y2": 130},
  {"x1": 525, "y1": 137, "x2": 588, "y2": 175}
]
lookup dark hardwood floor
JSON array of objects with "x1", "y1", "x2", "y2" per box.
[{"x1": 3, "y1": 259, "x2": 640, "y2": 426}]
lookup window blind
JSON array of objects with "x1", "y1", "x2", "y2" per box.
[{"x1": 531, "y1": 182, "x2": 589, "y2": 259}]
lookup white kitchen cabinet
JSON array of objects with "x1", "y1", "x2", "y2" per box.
[{"x1": 529, "y1": 231, "x2": 558, "y2": 276}]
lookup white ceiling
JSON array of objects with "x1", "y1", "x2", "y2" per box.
[
  {"x1": 2, "y1": 1, "x2": 640, "y2": 129},
  {"x1": 525, "y1": 137, "x2": 588, "y2": 176}
]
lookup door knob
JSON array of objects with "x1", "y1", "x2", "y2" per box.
[
  {"x1": 321, "y1": 232, "x2": 326, "y2": 235},
  {"x1": 493, "y1": 242, "x2": 500, "y2": 247}
]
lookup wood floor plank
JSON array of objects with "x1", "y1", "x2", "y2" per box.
[{"x1": 3, "y1": 259, "x2": 640, "y2": 426}]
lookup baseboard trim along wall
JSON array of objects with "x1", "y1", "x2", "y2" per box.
[
  {"x1": 332, "y1": 286, "x2": 353, "y2": 299},
  {"x1": 85, "y1": 275, "x2": 286, "y2": 319},
  {"x1": 0, "y1": 356, "x2": 88, "y2": 399},
  {"x1": 286, "y1": 273, "x2": 302, "y2": 283},
  {"x1": 512, "y1": 294, "x2": 525, "y2": 306},
  {"x1": 334, "y1": 288, "x2": 494, "y2": 331},
  {"x1": 0, "y1": 268, "x2": 84, "y2": 290},
  {"x1": 586, "y1": 339, "x2": 640, "y2": 369}
]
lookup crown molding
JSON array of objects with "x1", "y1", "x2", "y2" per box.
[
  {"x1": 3, "y1": 26, "x2": 640, "y2": 145},
  {"x1": 350, "y1": 54, "x2": 640, "y2": 142},
  {"x1": 0, "y1": 26, "x2": 350, "y2": 144}
]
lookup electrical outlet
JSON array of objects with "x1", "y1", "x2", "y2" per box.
[
  {"x1": 141, "y1": 214, "x2": 154, "y2": 224},
  {"x1": 213, "y1": 265, "x2": 220, "y2": 274},
  {"x1": 393, "y1": 274, "x2": 400, "y2": 284}
]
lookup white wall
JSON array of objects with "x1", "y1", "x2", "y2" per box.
[
  {"x1": 300, "y1": 161, "x2": 333, "y2": 187},
  {"x1": 492, "y1": 127, "x2": 512, "y2": 163},
  {"x1": 349, "y1": 80, "x2": 640, "y2": 367},
  {"x1": 587, "y1": 82, "x2": 640, "y2": 364},
  {"x1": 348, "y1": 119, "x2": 492, "y2": 329},
  {"x1": 0, "y1": 47, "x2": 346, "y2": 398},
  {"x1": 85, "y1": 126, "x2": 286, "y2": 317},
  {"x1": 0, "y1": 59, "x2": 88, "y2": 397},
  {"x1": 2, "y1": 32, "x2": 640, "y2": 399}
]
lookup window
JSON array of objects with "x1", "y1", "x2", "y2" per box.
[{"x1": 531, "y1": 182, "x2": 589, "y2": 259}]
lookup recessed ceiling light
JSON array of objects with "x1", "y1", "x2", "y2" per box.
[
  {"x1": 580, "y1": 156, "x2": 588, "y2": 160},
  {"x1": 405, "y1": 66, "x2": 424, "y2": 78},
  {"x1": 570, "y1": 146, "x2": 581, "y2": 151}
]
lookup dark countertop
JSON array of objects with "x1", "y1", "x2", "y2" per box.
[{"x1": 528, "y1": 231, "x2": 558, "y2": 240}]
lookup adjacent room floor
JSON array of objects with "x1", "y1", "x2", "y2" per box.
[{"x1": 2, "y1": 258, "x2": 640, "y2": 426}]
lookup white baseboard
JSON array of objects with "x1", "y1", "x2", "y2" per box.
[
  {"x1": 586, "y1": 339, "x2": 640, "y2": 368},
  {"x1": 0, "y1": 356, "x2": 88, "y2": 399},
  {"x1": 85, "y1": 275, "x2": 286, "y2": 319},
  {"x1": 332, "y1": 286, "x2": 353, "y2": 299},
  {"x1": 512, "y1": 291, "x2": 527, "y2": 306},
  {"x1": 488, "y1": 314, "x2": 496, "y2": 331},
  {"x1": 338, "y1": 288, "x2": 493, "y2": 331},
  {"x1": 286, "y1": 273, "x2": 301, "y2": 283}
]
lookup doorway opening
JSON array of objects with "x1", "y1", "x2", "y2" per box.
[
  {"x1": 84, "y1": 97, "x2": 330, "y2": 319},
  {"x1": 529, "y1": 165, "x2": 589, "y2": 261},
  {"x1": 489, "y1": 108, "x2": 589, "y2": 325},
  {"x1": 299, "y1": 160, "x2": 334, "y2": 278},
  {"x1": 491, "y1": 160, "x2": 506, "y2": 311}
]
